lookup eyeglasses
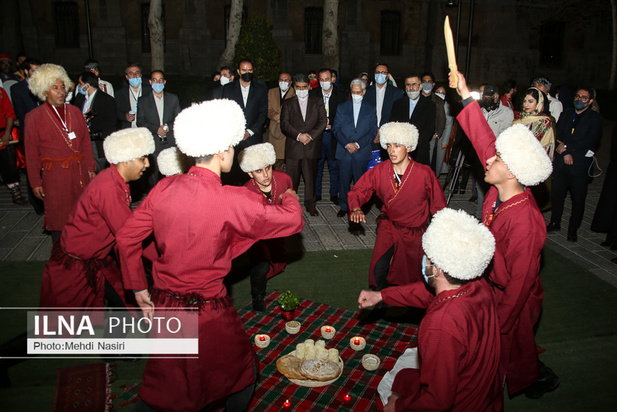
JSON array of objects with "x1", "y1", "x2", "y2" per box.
[{"x1": 574, "y1": 94, "x2": 590, "y2": 101}]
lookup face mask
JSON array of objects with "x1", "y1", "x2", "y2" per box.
[
  {"x1": 77, "y1": 85, "x2": 87, "y2": 96},
  {"x1": 375, "y1": 73, "x2": 387, "y2": 85},
  {"x1": 422, "y1": 255, "x2": 435, "y2": 283},
  {"x1": 573, "y1": 99, "x2": 588, "y2": 110},
  {"x1": 352, "y1": 94, "x2": 363, "y2": 103},
  {"x1": 220, "y1": 76, "x2": 230, "y2": 86},
  {"x1": 435, "y1": 92, "x2": 446, "y2": 100},
  {"x1": 296, "y1": 89, "x2": 308, "y2": 99},
  {"x1": 279, "y1": 81, "x2": 290, "y2": 91},
  {"x1": 422, "y1": 83, "x2": 434, "y2": 94},
  {"x1": 407, "y1": 90, "x2": 421, "y2": 100},
  {"x1": 128, "y1": 77, "x2": 142, "y2": 88},
  {"x1": 319, "y1": 81, "x2": 332, "y2": 91},
  {"x1": 480, "y1": 97, "x2": 499, "y2": 112},
  {"x1": 152, "y1": 83, "x2": 165, "y2": 93},
  {"x1": 240, "y1": 72, "x2": 253, "y2": 82}
]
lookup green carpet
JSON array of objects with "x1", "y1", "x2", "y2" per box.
[{"x1": 1, "y1": 248, "x2": 615, "y2": 411}]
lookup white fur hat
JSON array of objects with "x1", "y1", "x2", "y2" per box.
[
  {"x1": 422, "y1": 208, "x2": 495, "y2": 280},
  {"x1": 379, "y1": 122, "x2": 419, "y2": 151},
  {"x1": 103, "y1": 128, "x2": 155, "y2": 164},
  {"x1": 495, "y1": 124, "x2": 553, "y2": 186},
  {"x1": 174, "y1": 99, "x2": 246, "y2": 157},
  {"x1": 157, "y1": 147, "x2": 183, "y2": 176},
  {"x1": 238, "y1": 143, "x2": 276, "y2": 173}
]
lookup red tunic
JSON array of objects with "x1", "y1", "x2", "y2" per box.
[
  {"x1": 116, "y1": 166, "x2": 305, "y2": 411},
  {"x1": 243, "y1": 170, "x2": 294, "y2": 279},
  {"x1": 348, "y1": 159, "x2": 446, "y2": 286},
  {"x1": 382, "y1": 280, "x2": 502, "y2": 412},
  {"x1": 24, "y1": 102, "x2": 96, "y2": 231},
  {"x1": 39, "y1": 165, "x2": 140, "y2": 311},
  {"x1": 458, "y1": 101, "x2": 545, "y2": 394}
]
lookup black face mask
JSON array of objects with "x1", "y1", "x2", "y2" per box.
[
  {"x1": 240, "y1": 72, "x2": 253, "y2": 82},
  {"x1": 480, "y1": 97, "x2": 499, "y2": 112}
]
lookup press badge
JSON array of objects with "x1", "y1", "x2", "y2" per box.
[{"x1": 68, "y1": 132, "x2": 76, "y2": 140}]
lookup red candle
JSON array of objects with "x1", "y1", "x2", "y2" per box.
[
  {"x1": 344, "y1": 393, "x2": 351, "y2": 403},
  {"x1": 259, "y1": 335, "x2": 266, "y2": 342},
  {"x1": 354, "y1": 338, "x2": 360, "y2": 345},
  {"x1": 283, "y1": 399, "x2": 291, "y2": 409},
  {"x1": 325, "y1": 327, "x2": 331, "y2": 333}
]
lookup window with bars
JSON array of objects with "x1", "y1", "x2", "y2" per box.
[
  {"x1": 54, "y1": 1, "x2": 80, "y2": 49},
  {"x1": 381, "y1": 10, "x2": 401, "y2": 56},
  {"x1": 305, "y1": 7, "x2": 323, "y2": 54},
  {"x1": 141, "y1": 3, "x2": 166, "y2": 53},
  {"x1": 539, "y1": 20, "x2": 564, "y2": 67}
]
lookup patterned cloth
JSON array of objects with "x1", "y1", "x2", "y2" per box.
[{"x1": 238, "y1": 292, "x2": 418, "y2": 412}]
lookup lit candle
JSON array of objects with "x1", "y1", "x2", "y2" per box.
[
  {"x1": 259, "y1": 335, "x2": 266, "y2": 342},
  {"x1": 325, "y1": 327, "x2": 331, "y2": 333},
  {"x1": 344, "y1": 393, "x2": 351, "y2": 403},
  {"x1": 283, "y1": 399, "x2": 291, "y2": 409},
  {"x1": 354, "y1": 338, "x2": 360, "y2": 345}
]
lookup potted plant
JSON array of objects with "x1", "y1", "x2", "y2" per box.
[{"x1": 277, "y1": 290, "x2": 300, "y2": 320}]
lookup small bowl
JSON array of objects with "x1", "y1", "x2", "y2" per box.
[
  {"x1": 361, "y1": 354, "x2": 380, "y2": 371},
  {"x1": 285, "y1": 321, "x2": 301, "y2": 334},
  {"x1": 350, "y1": 336, "x2": 366, "y2": 351},
  {"x1": 320, "y1": 325, "x2": 336, "y2": 339},
  {"x1": 254, "y1": 334, "x2": 270, "y2": 348}
]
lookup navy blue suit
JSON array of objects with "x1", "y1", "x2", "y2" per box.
[{"x1": 332, "y1": 99, "x2": 378, "y2": 211}]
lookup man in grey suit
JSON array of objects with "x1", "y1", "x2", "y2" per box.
[
  {"x1": 137, "y1": 70, "x2": 181, "y2": 187},
  {"x1": 281, "y1": 73, "x2": 327, "y2": 216},
  {"x1": 332, "y1": 78, "x2": 378, "y2": 217}
]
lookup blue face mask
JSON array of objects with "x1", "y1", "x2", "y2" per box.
[
  {"x1": 77, "y1": 85, "x2": 87, "y2": 96},
  {"x1": 152, "y1": 83, "x2": 165, "y2": 93},
  {"x1": 128, "y1": 77, "x2": 142, "y2": 88},
  {"x1": 422, "y1": 83, "x2": 434, "y2": 94},
  {"x1": 421, "y1": 255, "x2": 435, "y2": 283},
  {"x1": 573, "y1": 99, "x2": 587, "y2": 110},
  {"x1": 375, "y1": 73, "x2": 387, "y2": 85}
]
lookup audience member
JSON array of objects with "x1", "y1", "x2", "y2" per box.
[{"x1": 267, "y1": 72, "x2": 295, "y2": 170}]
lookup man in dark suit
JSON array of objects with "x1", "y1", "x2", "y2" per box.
[
  {"x1": 73, "y1": 71, "x2": 117, "y2": 171},
  {"x1": 332, "y1": 78, "x2": 378, "y2": 217},
  {"x1": 205, "y1": 65, "x2": 234, "y2": 100},
  {"x1": 548, "y1": 87, "x2": 603, "y2": 241},
  {"x1": 116, "y1": 63, "x2": 151, "y2": 129},
  {"x1": 136, "y1": 70, "x2": 181, "y2": 187},
  {"x1": 11, "y1": 58, "x2": 44, "y2": 213},
  {"x1": 391, "y1": 75, "x2": 436, "y2": 166},
  {"x1": 222, "y1": 58, "x2": 268, "y2": 184},
  {"x1": 310, "y1": 68, "x2": 347, "y2": 205},
  {"x1": 364, "y1": 63, "x2": 404, "y2": 150},
  {"x1": 281, "y1": 73, "x2": 327, "y2": 216}
]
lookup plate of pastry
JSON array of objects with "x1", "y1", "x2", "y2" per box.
[{"x1": 276, "y1": 339, "x2": 344, "y2": 387}]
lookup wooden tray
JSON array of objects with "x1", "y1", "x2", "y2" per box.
[{"x1": 278, "y1": 350, "x2": 344, "y2": 387}]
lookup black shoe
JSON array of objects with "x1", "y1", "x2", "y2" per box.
[
  {"x1": 525, "y1": 364, "x2": 560, "y2": 399},
  {"x1": 348, "y1": 221, "x2": 365, "y2": 236},
  {"x1": 252, "y1": 294, "x2": 266, "y2": 312},
  {"x1": 315, "y1": 195, "x2": 322, "y2": 201},
  {"x1": 337, "y1": 210, "x2": 348, "y2": 218},
  {"x1": 468, "y1": 195, "x2": 478, "y2": 203},
  {"x1": 600, "y1": 240, "x2": 612, "y2": 247},
  {"x1": 567, "y1": 230, "x2": 577, "y2": 242},
  {"x1": 307, "y1": 207, "x2": 319, "y2": 216},
  {"x1": 330, "y1": 196, "x2": 339, "y2": 205},
  {"x1": 546, "y1": 222, "x2": 561, "y2": 232}
]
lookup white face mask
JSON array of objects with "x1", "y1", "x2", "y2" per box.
[
  {"x1": 435, "y1": 92, "x2": 446, "y2": 100},
  {"x1": 351, "y1": 94, "x2": 363, "y2": 103},
  {"x1": 296, "y1": 89, "x2": 309, "y2": 99},
  {"x1": 319, "y1": 81, "x2": 332, "y2": 91},
  {"x1": 220, "y1": 76, "x2": 230, "y2": 86},
  {"x1": 279, "y1": 81, "x2": 290, "y2": 91},
  {"x1": 407, "y1": 90, "x2": 421, "y2": 100}
]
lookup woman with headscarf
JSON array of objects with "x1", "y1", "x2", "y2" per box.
[
  {"x1": 24, "y1": 64, "x2": 96, "y2": 240},
  {"x1": 512, "y1": 87, "x2": 556, "y2": 209}
]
